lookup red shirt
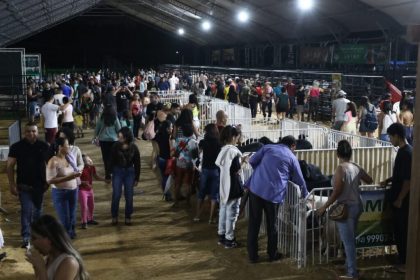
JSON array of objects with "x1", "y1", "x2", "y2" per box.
[
  {"x1": 285, "y1": 83, "x2": 296, "y2": 97},
  {"x1": 309, "y1": 88, "x2": 320, "y2": 98},
  {"x1": 80, "y1": 165, "x2": 97, "y2": 190},
  {"x1": 256, "y1": 87, "x2": 263, "y2": 96}
]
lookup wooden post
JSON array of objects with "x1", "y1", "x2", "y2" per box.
[{"x1": 406, "y1": 25, "x2": 420, "y2": 280}]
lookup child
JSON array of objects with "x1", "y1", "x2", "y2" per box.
[
  {"x1": 79, "y1": 154, "x2": 107, "y2": 229},
  {"x1": 74, "y1": 111, "x2": 84, "y2": 138}
]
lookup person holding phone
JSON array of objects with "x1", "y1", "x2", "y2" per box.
[{"x1": 46, "y1": 137, "x2": 82, "y2": 239}]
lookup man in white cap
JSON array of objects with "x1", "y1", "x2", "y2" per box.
[{"x1": 332, "y1": 90, "x2": 350, "y2": 130}]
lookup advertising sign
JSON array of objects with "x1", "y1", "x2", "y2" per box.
[
  {"x1": 356, "y1": 189, "x2": 394, "y2": 248},
  {"x1": 25, "y1": 54, "x2": 42, "y2": 80},
  {"x1": 300, "y1": 47, "x2": 332, "y2": 64},
  {"x1": 333, "y1": 44, "x2": 389, "y2": 65}
]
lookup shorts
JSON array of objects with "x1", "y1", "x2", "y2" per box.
[
  {"x1": 198, "y1": 168, "x2": 219, "y2": 201},
  {"x1": 296, "y1": 105, "x2": 304, "y2": 114},
  {"x1": 276, "y1": 102, "x2": 288, "y2": 113}
]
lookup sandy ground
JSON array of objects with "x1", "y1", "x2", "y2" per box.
[{"x1": 0, "y1": 128, "x2": 403, "y2": 280}]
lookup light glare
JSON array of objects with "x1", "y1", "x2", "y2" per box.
[
  {"x1": 237, "y1": 11, "x2": 249, "y2": 23},
  {"x1": 178, "y1": 28, "x2": 185, "y2": 35},
  {"x1": 202, "y1": 20, "x2": 211, "y2": 31},
  {"x1": 298, "y1": 0, "x2": 314, "y2": 11}
]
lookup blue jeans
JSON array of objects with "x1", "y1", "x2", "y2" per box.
[
  {"x1": 51, "y1": 188, "x2": 78, "y2": 238},
  {"x1": 112, "y1": 167, "x2": 135, "y2": 219},
  {"x1": 218, "y1": 198, "x2": 241, "y2": 241},
  {"x1": 198, "y1": 168, "x2": 219, "y2": 201},
  {"x1": 336, "y1": 203, "x2": 363, "y2": 278},
  {"x1": 19, "y1": 190, "x2": 44, "y2": 242},
  {"x1": 380, "y1": 134, "x2": 390, "y2": 142},
  {"x1": 157, "y1": 157, "x2": 171, "y2": 199}
]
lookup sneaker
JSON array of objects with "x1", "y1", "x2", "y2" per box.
[
  {"x1": 217, "y1": 235, "x2": 226, "y2": 246},
  {"x1": 81, "y1": 223, "x2": 87, "y2": 229},
  {"x1": 87, "y1": 220, "x2": 99, "y2": 225},
  {"x1": 21, "y1": 241, "x2": 29, "y2": 249},
  {"x1": 224, "y1": 239, "x2": 239, "y2": 249}
]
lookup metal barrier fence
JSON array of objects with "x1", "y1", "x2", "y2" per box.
[
  {"x1": 8, "y1": 120, "x2": 21, "y2": 146},
  {"x1": 281, "y1": 119, "x2": 392, "y2": 149},
  {"x1": 295, "y1": 146, "x2": 394, "y2": 184}
]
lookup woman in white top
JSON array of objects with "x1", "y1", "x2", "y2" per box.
[
  {"x1": 378, "y1": 101, "x2": 397, "y2": 142},
  {"x1": 341, "y1": 102, "x2": 357, "y2": 134},
  {"x1": 47, "y1": 138, "x2": 81, "y2": 239},
  {"x1": 61, "y1": 97, "x2": 74, "y2": 131},
  {"x1": 25, "y1": 214, "x2": 89, "y2": 280}
]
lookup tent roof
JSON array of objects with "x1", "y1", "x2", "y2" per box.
[{"x1": 0, "y1": 0, "x2": 418, "y2": 47}]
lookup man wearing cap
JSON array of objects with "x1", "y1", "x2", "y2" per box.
[{"x1": 332, "y1": 90, "x2": 350, "y2": 131}]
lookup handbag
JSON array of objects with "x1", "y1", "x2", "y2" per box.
[
  {"x1": 92, "y1": 123, "x2": 105, "y2": 147},
  {"x1": 142, "y1": 119, "x2": 156, "y2": 140},
  {"x1": 328, "y1": 202, "x2": 348, "y2": 221},
  {"x1": 164, "y1": 157, "x2": 176, "y2": 176}
]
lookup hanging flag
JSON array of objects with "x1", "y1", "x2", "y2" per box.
[{"x1": 385, "y1": 80, "x2": 402, "y2": 103}]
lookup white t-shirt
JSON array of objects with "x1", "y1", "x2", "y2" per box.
[
  {"x1": 393, "y1": 102, "x2": 400, "y2": 117},
  {"x1": 41, "y1": 102, "x2": 59, "y2": 128},
  {"x1": 332, "y1": 98, "x2": 350, "y2": 121},
  {"x1": 169, "y1": 76, "x2": 177, "y2": 91},
  {"x1": 54, "y1": 93, "x2": 65, "y2": 106},
  {"x1": 62, "y1": 104, "x2": 74, "y2": 123}
]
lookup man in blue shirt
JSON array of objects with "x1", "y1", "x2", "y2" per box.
[
  {"x1": 61, "y1": 81, "x2": 73, "y2": 98},
  {"x1": 245, "y1": 136, "x2": 308, "y2": 263}
]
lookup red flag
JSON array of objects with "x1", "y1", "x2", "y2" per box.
[{"x1": 385, "y1": 80, "x2": 402, "y2": 103}]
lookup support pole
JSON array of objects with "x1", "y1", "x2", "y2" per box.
[{"x1": 406, "y1": 25, "x2": 420, "y2": 280}]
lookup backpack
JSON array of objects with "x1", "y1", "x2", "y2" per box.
[{"x1": 364, "y1": 105, "x2": 378, "y2": 131}]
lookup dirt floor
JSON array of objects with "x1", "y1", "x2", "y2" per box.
[{"x1": 0, "y1": 128, "x2": 404, "y2": 280}]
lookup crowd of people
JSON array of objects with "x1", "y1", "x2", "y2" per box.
[{"x1": 2, "y1": 68, "x2": 415, "y2": 279}]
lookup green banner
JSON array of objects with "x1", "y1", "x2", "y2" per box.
[
  {"x1": 356, "y1": 189, "x2": 394, "y2": 248},
  {"x1": 333, "y1": 44, "x2": 389, "y2": 65}
]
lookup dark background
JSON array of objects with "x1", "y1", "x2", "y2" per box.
[{"x1": 10, "y1": 15, "x2": 205, "y2": 70}]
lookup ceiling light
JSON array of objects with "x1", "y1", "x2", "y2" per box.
[
  {"x1": 178, "y1": 28, "x2": 185, "y2": 35},
  {"x1": 202, "y1": 20, "x2": 211, "y2": 31},
  {"x1": 237, "y1": 10, "x2": 250, "y2": 23},
  {"x1": 297, "y1": 0, "x2": 314, "y2": 11}
]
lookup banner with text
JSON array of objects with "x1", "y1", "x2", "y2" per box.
[
  {"x1": 356, "y1": 189, "x2": 394, "y2": 248},
  {"x1": 333, "y1": 44, "x2": 389, "y2": 65}
]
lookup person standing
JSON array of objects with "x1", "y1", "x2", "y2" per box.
[
  {"x1": 7, "y1": 123, "x2": 49, "y2": 248},
  {"x1": 308, "y1": 81, "x2": 322, "y2": 122},
  {"x1": 341, "y1": 102, "x2": 358, "y2": 134},
  {"x1": 94, "y1": 105, "x2": 121, "y2": 180},
  {"x1": 285, "y1": 78, "x2": 297, "y2": 119},
  {"x1": 130, "y1": 93, "x2": 143, "y2": 140},
  {"x1": 249, "y1": 85, "x2": 259, "y2": 119},
  {"x1": 332, "y1": 90, "x2": 350, "y2": 130},
  {"x1": 296, "y1": 84, "x2": 306, "y2": 122},
  {"x1": 239, "y1": 80, "x2": 250, "y2": 108},
  {"x1": 216, "y1": 126, "x2": 247, "y2": 249},
  {"x1": 378, "y1": 101, "x2": 397, "y2": 142},
  {"x1": 194, "y1": 124, "x2": 221, "y2": 224},
  {"x1": 246, "y1": 136, "x2": 308, "y2": 263},
  {"x1": 110, "y1": 127, "x2": 141, "y2": 226},
  {"x1": 357, "y1": 96, "x2": 377, "y2": 138},
  {"x1": 46, "y1": 137, "x2": 81, "y2": 239},
  {"x1": 380, "y1": 123, "x2": 412, "y2": 273},
  {"x1": 261, "y1": 82, "x2": 273, "y2": 121},
  {"x1": 399, "y1": 100, "x2": 414, "y2": 145},
  {"x1": 41, "y1": 94, "x2": 60, "y2": 145},
  {"x1": 317, "y1": 140, "x2": 373, "y2": 279}
]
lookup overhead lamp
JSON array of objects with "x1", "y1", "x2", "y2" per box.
[
  {"x1": 178, "y1": 28, "x2": 185, "y2": 35},
  {"x1": 297, "y1": 0, "x2": 314, "y2": 11},
  {"x1": 202, "y1": 20, "x2": 211, "y2": 31},
  {"x1": 237, "y1": 10, "x2": 250, "y2": 23}
]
